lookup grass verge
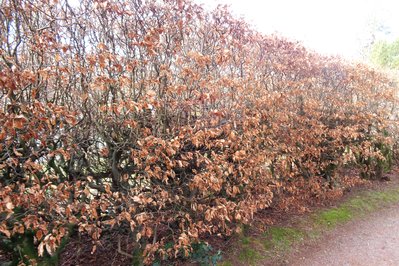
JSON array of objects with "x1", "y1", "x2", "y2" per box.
[{"x1": 220, "y1": 186, "x2": 399, "y2": 265}]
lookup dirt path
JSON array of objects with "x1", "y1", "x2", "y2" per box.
[{"x1": 285, "y1": 203, "x2": 399, "y2": 266}]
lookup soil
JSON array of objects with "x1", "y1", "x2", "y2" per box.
[
  {"x1": 286, "y1": 203, "x2": 399, "y2": 266},
  {"x1": 269, "y1": 169, "x2": 399, "y2": 266},
  {"x1": 220, "y1": 168, "x2": 399, "y2": 266},
  {"x1": 59, "y1": 232, "x2": 136, "y2": 266}
]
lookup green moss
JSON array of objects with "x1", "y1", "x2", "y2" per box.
[
  {"x1": 238, "y1": 247, "x2": 261, "y2": 265},
  {"x1": 342, "y1": 189, "x2": 399, "y2": 215},
  {"x1": 368, "y1": 189, "x2": 399, "y2": 203},
  {"x1": 235, "y1": 235, "x2": 263, "y2": 264},
  {"x1": 314, "y1": 188, "x2": 399, "y2": 230},
  {"x1": 343, "y1": 197, "x2": 375, "y2": 212},
  {"x1": 217, "y1": 261, "x2": 233, "y2": 266},
  {"x1": 315, "y1": 207, "x2": 352, "y2": 228},
  {"x1": 262, "y1": 227, "x2": 304, "y2": 251},
  {"x1": 240, "y1": 236, "x2": 252, "y2": 246},
  {"x1": 220, "y1": 185, "x2": 399, "y2": 265}
]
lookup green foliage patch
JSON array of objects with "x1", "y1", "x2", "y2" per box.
[{"x1": 263, "y1": 227, "x2": 305, "y2": 251}]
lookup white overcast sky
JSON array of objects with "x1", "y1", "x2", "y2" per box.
[{"x1": 194, "y1": 0, "x2": 399, "y2": 59}]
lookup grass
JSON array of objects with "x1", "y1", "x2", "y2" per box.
[
  {"x1": 313, "y1": 188, "x2": 399, "y2": 229},
  {"x1": 219, "y1": 185, "x2": 399, "y2": 265},
  {"x1": 236, "y1": 236, "x2": 262, "y2": 265},
  {"x1": 217, "y1": 261, "x2": 233, "y2": 266},
  {"x1": 311, "y1": 187, "x2": 399, "y2": 236},
  {"x1": 315, "y1": 207, "x2": 353, "y2": 228},
  {"x1": 263, "y1": 227, "x2": 305, "y2": 251},
  {"x1": 227, "y1": 226, "x2": 305, "y2": 265},
  {"x1": 229, "y1": 226, "x2": 305, "y2": 265},
  {"x1": 238, "y1": 246, "x2": 262, "y2": 265}
]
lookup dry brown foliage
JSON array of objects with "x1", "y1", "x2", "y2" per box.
[{"x1": 0, "y1": 0, "x2": 398, "y2": 263}]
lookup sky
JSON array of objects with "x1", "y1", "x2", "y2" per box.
[{"x1": 194, "y1": 0, "x2": 399, "y2": 59}]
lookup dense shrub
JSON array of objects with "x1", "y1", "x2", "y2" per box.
[{"x1": 0, "y1": 0, "x2": 397, "y2": 263}]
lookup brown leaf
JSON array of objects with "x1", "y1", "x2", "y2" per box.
[
  {"x1": 65, "y1": 115, "x2": 76, "y2": 125},
  {"x1": 36, "y1": 230, "x2": 43, "y2": 241},
  {"x1": 5, "y1": 202, "x2": 14, "y2": 210},
  {"x1": 38, "y1": 242, "x2": 45, "y2": 256},
  {"x1": 13, "y1": 115, "x2": 28, "y2": 129}
]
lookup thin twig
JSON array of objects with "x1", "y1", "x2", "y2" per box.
[{"x1": 117, "y1": 236, "x2": 134, "y2": 258}]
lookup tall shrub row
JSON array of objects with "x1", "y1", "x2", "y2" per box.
[{"x1": 0, "y1": 0, "x2": 398, "y2": 263}]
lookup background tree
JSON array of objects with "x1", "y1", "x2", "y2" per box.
[{"x1": 370, "y1": 38, "x2": 399, "y2": 69}]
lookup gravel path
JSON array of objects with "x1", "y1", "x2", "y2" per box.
[{"x1": 286, "y1": 203, "x2": 399, "y2": 266}]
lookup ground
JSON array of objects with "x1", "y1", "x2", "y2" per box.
[
  {"x1": 220, "y1": 168, "x2": 399, "y2": 266},
  {"x1": 288, "y1": 203, "x2": 399, "y2": 266}
]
